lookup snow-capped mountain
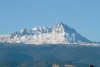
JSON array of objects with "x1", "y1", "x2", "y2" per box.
[{"x1": 0, "y1": 22, "x2": 98, "y2": 45}]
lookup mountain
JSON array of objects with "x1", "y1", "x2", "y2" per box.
[{"x1": 0, "y1": 22, "x2": 98, "y2": 45}]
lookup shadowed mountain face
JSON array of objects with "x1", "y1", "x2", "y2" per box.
[
  {"x1": 0, "y1": 22, "x2": 91, "y2": 44},
  {"x1": 0, "y1": 43, "x2": 99, "y2": 67}
]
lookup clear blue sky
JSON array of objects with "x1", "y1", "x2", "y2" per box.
[{"x1": 0, "y1": 0, "x2": 100, "y2": 42}]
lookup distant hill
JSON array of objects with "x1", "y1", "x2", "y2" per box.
[{"x1": 0, "y1": 43, "x2": 99, "y2": 67}]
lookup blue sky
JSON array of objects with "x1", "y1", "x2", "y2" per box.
[{"x1": 0, "y1": 0, "x2": 100, "y2": 42}]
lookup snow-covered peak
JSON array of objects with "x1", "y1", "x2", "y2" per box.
[
  {"x1": 52, "y1": 22, "x2": 64, "y2": 28},
  {"x1": 11, "y1": 29, "x2": 34, "y2": 38},
  {"x1": 32, "y1": 27, "x2": 52, "y2": 33},
  {"x1": 51, "y1": 22, "x2": 75, "y2": 35},
  {"x1": 0, "y1": 22, "x2": 95, "y2": 45}
]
